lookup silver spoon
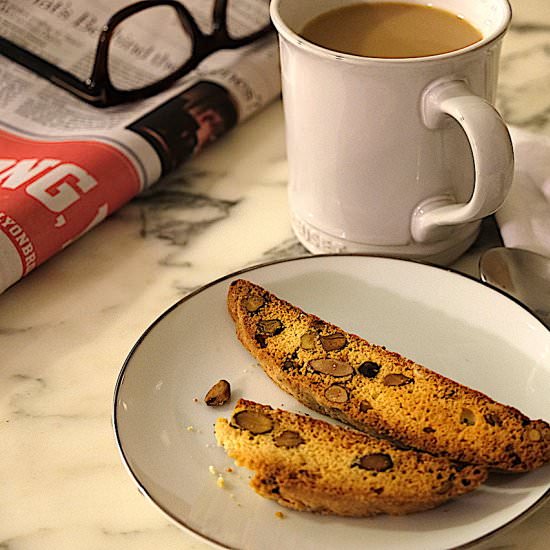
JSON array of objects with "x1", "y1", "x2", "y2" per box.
[{"x1": 479, "y1": 247, "x2": 550, "y2": 328}]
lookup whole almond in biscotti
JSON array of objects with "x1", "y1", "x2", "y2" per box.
[
  {"x1": 227, "y1": 279, "x2": 550, "y2": 472},
  {"x1": 215, "y1": 399, "x2": 488, "y2": 517}
]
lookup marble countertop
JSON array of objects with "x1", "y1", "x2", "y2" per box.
[{"x1": 1, "y1": 1, "x2": 549, "y2": 549}]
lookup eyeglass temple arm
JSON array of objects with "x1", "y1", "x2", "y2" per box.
[{"x1": 0, "y1": 36, "x2": 105, "y2": 103}]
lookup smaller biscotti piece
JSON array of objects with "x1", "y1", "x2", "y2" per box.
[
  {"x1": 215, "y1": 399, "x2": 487, "y2": 517},
  {"x1": 227, "y1": 279, "x2": 550, "y2": 472}
]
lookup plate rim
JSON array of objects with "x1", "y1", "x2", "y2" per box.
[{"x1": 112, "y1": 253, "x2": 550, "y2": 550}]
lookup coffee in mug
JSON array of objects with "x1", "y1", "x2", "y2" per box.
[
  {"x1": 270, "y1": 0, "x2": 514, "y2": 264},
  {"x1": 300, "y1": 2, "x2": 483, "y2": 58}
]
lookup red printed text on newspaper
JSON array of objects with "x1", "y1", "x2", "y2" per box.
[{"x1": 0, "y1": 129, "x2": 142, "y2": 277}]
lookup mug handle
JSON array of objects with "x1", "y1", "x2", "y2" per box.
[{"x1": 411, "y1": 79, "x2": 514, "y2": 243}]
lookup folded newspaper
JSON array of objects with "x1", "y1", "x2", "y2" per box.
[{"x1": 0, "y1": 0, "x2": 281, "y2": 293}]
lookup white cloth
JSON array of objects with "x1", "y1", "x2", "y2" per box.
[{"x1": 495, "y1": 127, "x2": 550, "y2": 258}]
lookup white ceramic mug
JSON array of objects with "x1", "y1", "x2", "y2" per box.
[{"x1": 271, "y1": 0, "x2": 513, "y2": 264}]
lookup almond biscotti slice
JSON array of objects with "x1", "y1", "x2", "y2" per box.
[
  {"x1": 215, "y1": 399, "x2": 487, "y2": 517},
  {"x1": 227, "y1": 279, "x2": 550, "y2": 472}
]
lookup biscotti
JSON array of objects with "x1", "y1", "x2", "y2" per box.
[
  {"x1": 227, "y1": 279, "x2": 550, "y2": 472},
  {"x1": 215, "y1": 399, "x2": 487, "y2": 516}
]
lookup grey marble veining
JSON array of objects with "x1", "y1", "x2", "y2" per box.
[
  {"x1": 136, "y1": 183, "x2": 240, "y2": 250},
  {"x1": 497, "y1": 15, "x2": 550, "y2": 133}
]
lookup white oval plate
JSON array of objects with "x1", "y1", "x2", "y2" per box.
[{"x1": 113, "y1": 255, "x2": 550, "y2": 550}]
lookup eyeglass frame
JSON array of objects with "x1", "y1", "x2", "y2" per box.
[{"x1": 0, "y1": 0, "x2": 274, "y2": 108}]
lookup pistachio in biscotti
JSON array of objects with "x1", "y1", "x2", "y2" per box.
[
  {"x1": 484, "y1": 413, "x2": 502, "y2": 427},
  {"x1": 282, "y1": 358, "x2": 299, "y2": 371},
  {"x1": 309, "y1": 358, "x2": 354, "y2": 377},
  {"x1": 359, "y1": 400, "x2": 373, "y2": 412},
  {"x1": 273, "y1": 430, "x2": 304, "y2": 448},
  {"x1": 243, "y1": 294, "x2": 265, "y2": 313},
  {"x1": 320, "y1": 332, "x2": 346, "y2": 351},
  {"x1": 382, "y1": 373, "x2": 413, "y2": 386},
  {"x1": 204, "y1": 379, "x2": 231, "y2": 406},
  {"x1": 255, "y1": 334, "x2": 267, "y2": 348},
  {"x1": 355, "y1": 453, "x2": 394, "y2": 472},
  {"x1": 300, "y1": 332, "x2": 317, "y2": 350},
  {"x1": 357, "y1": 361, "x2": 381, "y2": 379},
  {"x1": 324, "y1": 385, "x2": 348, "y2": 403},
  {"x1": 232, "y1": 410, "x2": 274, "y2": 434},
  {"x1": 528, "y1": 429, "x2": 542, "y2": 442},
  {"x1": 257, "y1": 319, "x2": 284, "y2": 335},
  {"x1": 460, "y1": 408, "x2": 476, "y2": 426}
]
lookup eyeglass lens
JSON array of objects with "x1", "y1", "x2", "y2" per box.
[
  {"x1": 225, "y1": 0, "x2": 270, "y2": 39},
  {"x1": 108, "y1": 6, "x2": 193, "y2": 91}
]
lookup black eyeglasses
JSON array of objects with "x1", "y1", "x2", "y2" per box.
[{"x1": 0, "y1": 0, "x2": 273, "y2": 108}]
